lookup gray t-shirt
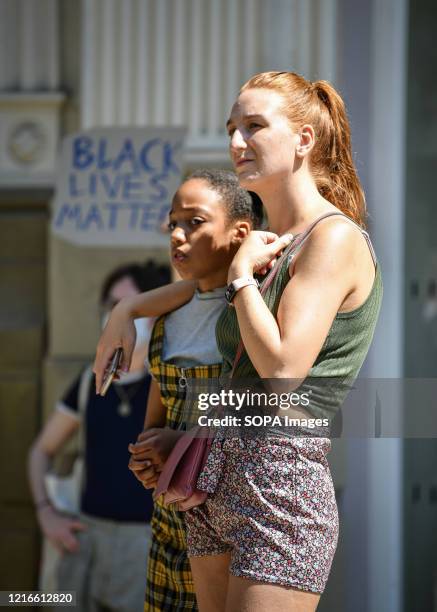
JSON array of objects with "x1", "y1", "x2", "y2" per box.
[{"x1": 162, "y1": 287, "x2": 226, "y2": 367}]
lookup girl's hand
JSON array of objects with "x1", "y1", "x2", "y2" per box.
[
  {"x1": 128, "y1": 427, "x2": 183, "y2": 467},
  {"x1": 93, "y1": 300, "x2": 136, "y2": 394},
  {"x1": 128, "y1": 427, "x2": 184, "y2": 489},
  {"x1": 128, "y1": 462, "x2": 160, "y2": 489},
  {"x1": 93, "y1": 281, "x2": 198, "y2": 394},
  {"x1": 228, "y1": 231, "x2": 294, "y2": 281}
]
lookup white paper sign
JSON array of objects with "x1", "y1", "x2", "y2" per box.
[{"x1": 51, "y1": 126, "x2": 186, "y2": 247}]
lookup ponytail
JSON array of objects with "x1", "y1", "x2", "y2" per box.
[
  {"x1": 241, "y1": 72, "x2": 367, "y2": 228},
  {"x1": 311, "y1": 80, "x2": 366, "y2": 227}
]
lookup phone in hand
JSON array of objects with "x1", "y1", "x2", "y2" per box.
[{"x1": 100, "y1": 348, "x2": 123, "y2": 396}]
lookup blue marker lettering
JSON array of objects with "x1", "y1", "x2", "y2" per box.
[
  {"x1": 101, "y1": 174, "x2": 123, "y2": 198},
  {"x1": 158, "y1": 203, "x2": 171, "y2": 225},
  {"x1": 68, "y1": 174, "x2": 85, "y2": 198},
  {"x1": 97, "y1": 139, "x2": 113, "y2": 170},
  {"x1": 104, "y1": 202, "x2": 123, "y2": 230},
  {"x1": 54, "y1": 203, "x2": 82, "y2": 228},
  {"x1": 140, "y1": 203, "x2": 160, "y2": 231},
  {"x1": 123, "y1": 175, "x2": 144, "y2": 199},
  {"x1": 81, "y1": 204, "x2": 104, "y2": 230},
  {"x1": 73, "y1": 136, "x2": 94, "y2": 170},
  {"x1": 163, "y1": 140, "x2": 181, "y2": 174},
  {"x1": 149, "y1": 173, "x2": 168, "y2": 201},
  {"x1": 114, "y1": 139, "x2": 138, "y2": 173},
  {"x1": 89, "y1": 173, "x2": 97, "y2": 196},
  {"x1": 139, "y1": 139, "x2": 160, "y2": 172},
  {"x1": 128, "y1": 203, "x2": 141, "y2": 229}
]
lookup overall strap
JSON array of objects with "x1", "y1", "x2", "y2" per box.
[{"x1": 148, "y1": 316, "x2": 166, "y2": 372}]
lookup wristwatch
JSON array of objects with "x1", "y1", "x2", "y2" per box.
[{"x1": 225, "y1": 277, "x2": 260, "y2": 305}]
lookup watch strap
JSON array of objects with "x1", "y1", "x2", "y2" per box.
[{"x1": 225, "y1": 277, "x2": 259, "y2": 304}]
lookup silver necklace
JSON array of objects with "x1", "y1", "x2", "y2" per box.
[{"x1": 113, "y1": 381, "x2": 143, "y2": 417}]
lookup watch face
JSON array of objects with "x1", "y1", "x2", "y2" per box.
[{"x1": 225, "y1": 285, "x2": 235, "y2": 304}]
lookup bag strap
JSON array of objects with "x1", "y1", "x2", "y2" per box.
[
  {"x1": 229, "y1": 212, "x2": 348, "y2": 378},
  {"x1": 73, "y1": 365, "x2": 93, "y2": 501},
  {"x1": 77, "y1": 365, "x2": 93, "y2": 458}
]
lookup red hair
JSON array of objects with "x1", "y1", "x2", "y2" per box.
[{"x1": 240, "y1": 71, "x2": 366, "y2": 228}]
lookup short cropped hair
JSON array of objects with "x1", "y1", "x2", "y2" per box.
[
  {"x1": 100, "y1": 261, "x2": 171, "y2": 306},
  {"x1": 186, "y1": 169, "x2": 264, "y2": 229}
]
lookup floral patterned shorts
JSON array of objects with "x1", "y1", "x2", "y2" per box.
[{"x1": 185, "y1": 435, "x2": 339, "y2": 594}]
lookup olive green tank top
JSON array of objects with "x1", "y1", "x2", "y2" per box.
[{"x1": 215, "y1": 212, "x2": 383, "y2": 421}]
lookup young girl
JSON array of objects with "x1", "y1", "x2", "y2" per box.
[{"x1": 128, "y1": 169, "x2": 263, "y2": 611}]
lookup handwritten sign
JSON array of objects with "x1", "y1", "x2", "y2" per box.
[{"x1": 51, "y1": 127, "x2": 186, "y2": 247}]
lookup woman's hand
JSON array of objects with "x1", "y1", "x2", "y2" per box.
[
  {"x1": 228, "y1": 231, "x2": 294, "y2": 281},
  {"x1": 93, "y1": 299, "x2": 136, "y2": 394}
]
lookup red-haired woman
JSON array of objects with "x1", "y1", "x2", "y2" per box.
[{"x1": 95, "y1": 72, "x2": 382, "y2": 611}]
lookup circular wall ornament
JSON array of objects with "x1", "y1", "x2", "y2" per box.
[{"x1": 8, "y1": 121, "x2": 46, "y2": 165}]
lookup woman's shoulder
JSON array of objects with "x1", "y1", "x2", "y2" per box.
[
  {"x1": 286, "y1": 213, "x2": 377, "y2": 313},
  {"x1": 308, "y1": 213, "x2": 366, "y2": 249},
  {"x1": 290, "y1": 214, "x2": 370, "y2": 274}
]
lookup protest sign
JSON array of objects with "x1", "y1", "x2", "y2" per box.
[{"x1": 51, "y1": 126, "x2": 186, "y2": 247}]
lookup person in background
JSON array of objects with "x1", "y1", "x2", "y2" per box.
[{"x1": 28, "y1": 261, "x2": 170, "y2": 612}]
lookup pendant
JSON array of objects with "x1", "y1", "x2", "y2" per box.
[{"x1": 118, "y1": 401, "x2": 131, "y2": 417}]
